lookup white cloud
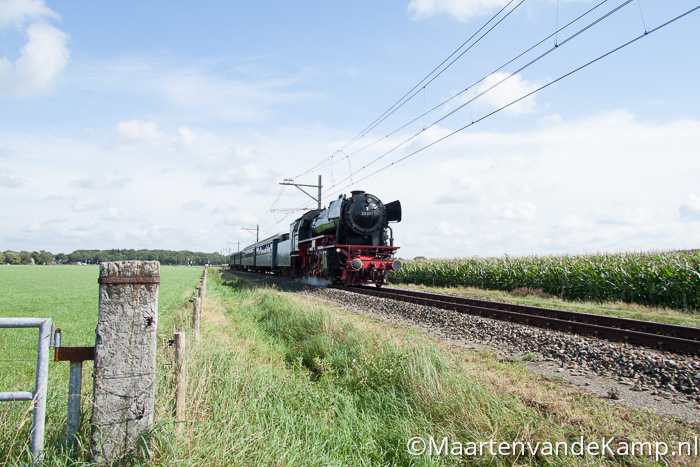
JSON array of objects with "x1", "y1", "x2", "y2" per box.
[
  {"x1": 500, "y1": 200, "x2": 536, "y2": 221},
  {"x1": 178, "y1": 127, "x2": 195, "y2": 148},
  {"x1": 113, "y1": 120, "x2": 170, "y2": 145},
  {"x1": 387, "y1": 110, "x2": 700, "y2": 257},
  {"x1": 74, "y1": 54, "x2": 313, "y2": 124},
  {"x1": 0, "y1": 168, "x2": 24, "y2": 187},
  {"x1": 211, "y1": 202, "x2": 238, "y2": 214},
  {"x1": 0, "y1": 0, "x2": 69, "y2": 97},
  {"x1": 112, "y1": 120, "x2": 199, "y2": 149},
  {"x1": 208, "y1": 163, "x2": 277, "y2": 187},
  {"x1": 435, "y1": 174, "x2": 484, "y2": 204},
  {"x1": 468, "y1": 72, "x2": 542, "y2": 116},
  {"x1": 408, "y1": 0, "x2": 509, "y2": 21},
  {"x1": 428, "y1": 221, "x2": 470, "y2": 237},
  {"x1": 2, "y1": 105, "x2": 698, "y2": 257},
  {"x1": 71, "y1": 197, "x2": 102, "y2": 212},
  {"x1": 679, "y1": 196, "x2": 700, "y2": 221},
  {"x1": 182, "y1": 200, "x2": 205, "y2": 211},
  {"x1": 70, "y1": 173, "x2": 131, "y2": 190},
  {"x1": 222, "y1": 212, "x2": 258, "y2": 226},
  {"x1": 0, "y1": 0, "x2": 58, "y2": 29},
  {"x1": 100, "y1": 208, "x2": 131, "y2": 221},
  {"x1": 597, "y1": 207, "x2": 652, "y2": 226}
]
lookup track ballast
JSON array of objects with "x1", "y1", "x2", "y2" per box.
[{"x1": 332, "y1": 285, "x2": 700, "y2": 356}]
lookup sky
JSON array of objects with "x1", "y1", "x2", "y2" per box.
[{"x1": 1, "y1": 0, "x2": 699, "y2": 259}]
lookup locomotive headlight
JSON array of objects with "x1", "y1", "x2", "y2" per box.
[
  {"x1": 391, "y1": 259, "x2": 403, "y2": 271},
  {"x1": 351, "y1": 259, "x2": 363, "y2": 270},
  {"x1": 336, "y1": 248, "x2": 341, "y2": 253}
]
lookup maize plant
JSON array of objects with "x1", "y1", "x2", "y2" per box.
[{"x1": 390, "y1": 250, "x2": 700, "y2": 311}]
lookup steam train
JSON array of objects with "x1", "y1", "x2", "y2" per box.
[{"x1": 230, "y1": 190, "x2": 402, "y2": 286}]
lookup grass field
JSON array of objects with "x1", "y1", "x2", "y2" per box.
[
  {"x1": 1, "y1": 266, "x2": 698, "y2": 466},
  {"x1": 0, "y1": 264, "x2": 204, "y2": 465}
]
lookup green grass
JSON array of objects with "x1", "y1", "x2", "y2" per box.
[{"x1": 0, "y1": 264, "x2": 204, "y2": 465}]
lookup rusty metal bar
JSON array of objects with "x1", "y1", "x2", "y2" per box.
[
  {"x1": 98, "y1": 275, "x2": 161, "y2": 285},
  {"x1": 54, "y1": 346, "x2": 94, "y2": 362}
]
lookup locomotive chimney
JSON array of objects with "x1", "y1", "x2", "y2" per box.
[{"x1": 350, "y1": 190, "x2": 365, "y2": 197}]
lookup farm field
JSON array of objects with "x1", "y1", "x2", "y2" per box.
[
  {"x1": 391, "y1": 250, "x2": 700, "y2": 315},
  {"x1": 0, "y1": 264, "x2": 204, "y2": 464}
]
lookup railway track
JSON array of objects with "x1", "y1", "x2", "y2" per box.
[{"x1": 332, "y1": 285, "x2": 700, "y2": 355}]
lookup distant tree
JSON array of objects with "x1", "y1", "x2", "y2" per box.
[
  {"x1": 0, "y1": 251, "x2": 4, "y2": 264},
  {"x1": 94, "y1": 251, "x2": 110, "y2": 264},
  {"x1": 19, "y1": 251, "x2": 32, "y2": 264},
  {"x1": 4, "y1": 251, "x2": 20, "y2": 265},
  {"x1": 33, "y1": 250, "x2": 54, "y2": 265},
  {"x1": 58, "y1": 248, "x2": 227, "y2": 266},
  {"x1": 68, "y1": 250, "x2": 100, "y2": 264},
  {"x1": 68, "y1": 251, "x2": 82, "y2": 263}
]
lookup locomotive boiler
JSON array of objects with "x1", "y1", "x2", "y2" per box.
[{"x1": 230, "y1": 190, "x2": 402, "y2": 286}]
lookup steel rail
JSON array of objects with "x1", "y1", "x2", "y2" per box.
[{"x1": 334, "y1": 285, "x2": 700, "y2": 355}]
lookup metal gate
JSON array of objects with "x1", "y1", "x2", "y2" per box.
[{"x1": 0, "y1": 317, "x2": 52, "y2": 465}]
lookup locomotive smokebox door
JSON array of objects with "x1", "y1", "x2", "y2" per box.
[{"x1": 385, "y1": 200, "x2": 402, "y2": 223}]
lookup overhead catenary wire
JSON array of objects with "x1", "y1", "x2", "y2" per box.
[
  {"x1": 306, "y1": 0, "x2": 614, "y2": 177},
  {"x1": 320, "y1": 0, "x2": 636, "y2": 197},
  {"x1": 255, "y1": 3, "x2": 700, "y2": 240},
  {"x1": 319, "y1": 4, "x2": 700, "y2": 202},
  {"x1": 291, "y1": 0, "x2": 523, "y2": 180},
  {"x1": 257, "y1": 0, "x2": 634, "y2": 237}
]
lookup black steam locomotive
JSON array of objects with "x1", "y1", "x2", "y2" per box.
[{"x1": 230, "y1": 190, "x2": 402, "y2": 286}]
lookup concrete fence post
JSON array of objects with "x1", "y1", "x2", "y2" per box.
[{"x1": 90, "y1": 261, "x2": 160, "y2": 464}]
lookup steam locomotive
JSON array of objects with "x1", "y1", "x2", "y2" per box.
[{"x1": 230, "y1": 190, "x2": 402, "y2": 286}]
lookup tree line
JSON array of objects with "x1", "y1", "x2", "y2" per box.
[{"x1": 1, "y1": 249, "x2": 227, "y2": 266}]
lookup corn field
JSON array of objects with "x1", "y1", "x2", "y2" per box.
[{"x1": 390, "y1": 250, "x2": 700, "y2": 311}]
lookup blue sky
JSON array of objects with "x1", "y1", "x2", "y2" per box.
[{"x1": 1, "y1": 0, "x2": 699, "y2": 259}]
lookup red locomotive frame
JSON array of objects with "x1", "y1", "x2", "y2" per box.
[{"x1": 293, "y1": 234, "x2": 400, "y2": 286}]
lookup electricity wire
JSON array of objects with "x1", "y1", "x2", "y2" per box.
[
  {"x1": 291, "y1": 0, "x2": 523, "y2": 180},
  {"x1": 322, "y1": 0, "x2": 636, "y2": 196},
  {"x1": 307, "y1": 0, "x2": 613, "y2": 176},
  {"x1": 257, "y1": 0, "x2": 632, "y2": 237},
  {"x1": 256, "y1": 3, "x2": 700, "y2": 239},
  {"x1": 320, "y1": 4, "x2": 700, "y2": 201}
]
